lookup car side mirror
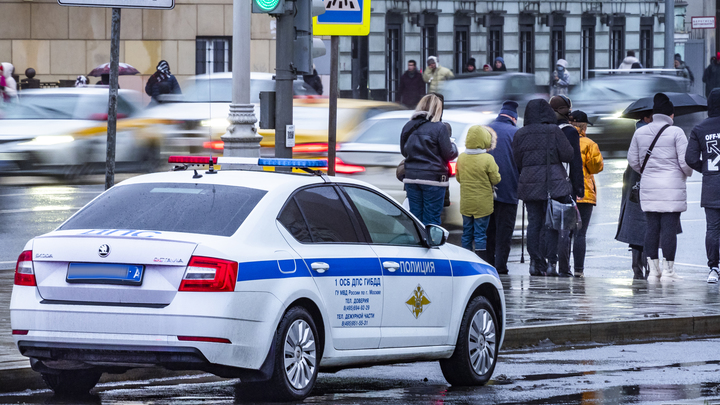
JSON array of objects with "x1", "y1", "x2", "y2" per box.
[{"x1": 426, "y1": 224, "x2": 448, "y2": 247}]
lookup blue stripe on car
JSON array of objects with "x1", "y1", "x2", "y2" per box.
[{"x1": 451, "y1": 260, "x2": 498, "y2": 277}]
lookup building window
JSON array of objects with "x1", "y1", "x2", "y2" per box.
[
  {"x1": 386, "y1": 17, "x2": 403, "y2": 102},
  {"x1": 609, "y1": 20, "x2": 625, "y2": 69},
  {"x1": 196, "y1": 37, "x2": 232, "y2": 75},
  {"x1": 519, "y1": 20, "x2": 534, "y2": 73},
  {"x1": 486, "y1": 15, "x2": 504, "y2": 66},
  {"x1": 581, "y1": 18, "x2": 595, "y2": 80},
  {"x1": 640, "y1": 17, "x2": 654, "y2": 68},
  {"x1": 550, "y1": 24, "x2": 565, "y2": 69},
  {"x1": 454, "y1": 21, "x2": 470, "y2": 73},
  {"x1": 422, "y1": 24, "x2": 437, "y2": 68}
]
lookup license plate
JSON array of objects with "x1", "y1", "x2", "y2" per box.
[{"x1": 67, "y1": 263, "x2": 145, "y2": 285}]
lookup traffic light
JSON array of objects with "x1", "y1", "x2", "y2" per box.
[
  {"x1": 294, "y1": 0, "x2": 326, "y2": 74},
  {"x1": 252, "y1": 0, "x2": 284, "y2": 15}
]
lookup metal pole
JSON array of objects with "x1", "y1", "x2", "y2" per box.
[
  {"x1": 274, "y1": 9, "x2": 295, "y2": 164},
  {"x1": 328, "y1": 36, "x2": 338, "y2": 176},
  {"x1": 665, "y1": 0, "x2": 675, "y2": 69},
  {"x1": 222, "y1": 0, "x2": 261, "y2": 167},
  {"x1": 105, "y1": 7, "x2": 121, "y2": 190}
]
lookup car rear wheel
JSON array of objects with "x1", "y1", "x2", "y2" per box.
[
  {"x1": 41, "y1": 369, "x2": 102, "y2": 395},
  {"x1": 440, "y1": 296, "x2": 498, "y2": 386}
]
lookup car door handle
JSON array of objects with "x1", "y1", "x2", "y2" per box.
[
  {"x1": 311, "y1": 262, "x2": 329, "y2": 274},
  {"x1": 383, "y1": 261, "x2": 400, "y2": 272}
]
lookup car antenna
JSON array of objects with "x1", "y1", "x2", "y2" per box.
[
  {"x1": 206, "y1": 156, "x2": 217, "y2": 174},
  {"x1": 193, "y1": 169, "x2": 203, "y2": 179}
]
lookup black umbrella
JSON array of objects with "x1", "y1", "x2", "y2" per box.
[{"x1": 621, "y1": 92, "x2": 707, "y2": 119}]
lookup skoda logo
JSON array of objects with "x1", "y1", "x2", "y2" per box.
[{"x1": 98, "y1": 244, "x2": 110, "y2": 258}]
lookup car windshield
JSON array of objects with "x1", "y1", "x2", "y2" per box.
[
  {"x1": 439, "y1": 78, "x2": 505, "y2": 101},
  {"x1": 350, "y1": 118, "x2": 467, "y2": 145},
  {"x1": 293, "y1": 107, "x2": 357, "y2": 130},
  {"x1": 180, "y1": 78, "x2": 317, "y2": 103},
  {"x1": 59, "y1": 183, "x2": 267, "y2": 237},
  {"x1": 2, "y1": 94, "x2": 80, "y2": 119},
  {"x1": 570, "y1": 77, "x2": 687, "y2": 101}
]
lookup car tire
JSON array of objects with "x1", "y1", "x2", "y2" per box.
[
  {"x1": 41, "y1": 369, "x2": 102, "y2": 395},
  {"x1": 251, "y1": 306, "x2": 320, "y2": 401},
  {"x1": 440, "y1": 296, "x2": 499, "y2": 386}
]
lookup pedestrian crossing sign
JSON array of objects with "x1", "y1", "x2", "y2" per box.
[{"x1": 313, "y1": 0, "x2": 370, "y2": 36}]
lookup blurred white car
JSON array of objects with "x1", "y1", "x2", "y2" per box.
[{"x1": 0, "y1": 88, "x2": 162, "y2": 178}]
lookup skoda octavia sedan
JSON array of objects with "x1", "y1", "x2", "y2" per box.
[{"x1": 10, "y1": 157, "x2": 505, "y2": 401}]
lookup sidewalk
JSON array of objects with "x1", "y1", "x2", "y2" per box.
[{"x1": 3, "y1": 273, "x2": 720, "y2": 392}]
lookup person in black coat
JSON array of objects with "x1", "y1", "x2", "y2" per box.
[
  {"x1": 145, "y1": 60, "x2": 181, "y2": 105},
  {"x1": 512, "y1": 99, "x2": 574, "y2": 276},
  {"x1": 703, "y1": 54, "x2": 720, "y2": 98},
  {"x1": 686, "y1": 88, "x2": 720, "y2": 283},
  {"x1": 401, "y1": 93, "x2": 458, "y2": 225},
  {"x1": 398, "y1": 60, "x2": 426, "y2": 108},
  {"x1": 549, "y1": 95, "x2": 584, "y2": 276}
]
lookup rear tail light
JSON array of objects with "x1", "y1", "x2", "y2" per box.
[
  {"x1": 321, "y1": 158, "x2": 365, "y2": 174},
  {"x1": 203, "y1": 141, "x2": 225, "y2": 150},
  {"x1": 449, "y1": 161, "x2": 457, "y2": 176},
  {"x1": 14, "y1": 250, "x2": 36, "y2": 286},
  {"x1": 179, "y1": 256, "x2": 238, "y2": 292},
  {"x1": 12, "y1": 330, "x2": 29, "y2": 335},
  {"x1": 178, "y1": 336, "x2": 231, "y2": 344},
  {"x1": 292, "y1": 143, "x2": 329, "y2": 154}
]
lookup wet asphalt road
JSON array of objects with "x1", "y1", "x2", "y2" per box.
[{"x1": 3, "y1": 338, "x2": 720, "y2": 404}]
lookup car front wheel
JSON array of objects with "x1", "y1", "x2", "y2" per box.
[
  {"x1": 440, "y1": 296, "x2": 498, "y2": 386},
  {"x1": 41, "y1": 369, "x2": 102, "y2": 395}
]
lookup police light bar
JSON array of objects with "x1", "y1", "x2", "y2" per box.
[{"x1": 168, "y1": 156, "x2": 328, "y2": 168}]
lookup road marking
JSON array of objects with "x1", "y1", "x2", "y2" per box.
[{"x1": 0, "y1": 206, "x2": 83, "y2": 214}]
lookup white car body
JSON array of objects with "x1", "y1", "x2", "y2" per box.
[{"x1": 10, "y1": 166, "x2": 505, "y2": 398}]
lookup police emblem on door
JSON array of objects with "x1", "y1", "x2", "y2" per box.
[
  {"x1": 405, "y1": 284, "x2": 431, "y2": 319},
  {"x1": 98, "y1": 244, "x2": 110, "y2": 258}
]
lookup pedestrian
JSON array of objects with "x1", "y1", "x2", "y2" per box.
[
  {"x1": 628, "y1": 93, "x2": 693, "y2": 281},
  {"x1": 512, "y1": 99, "x2": 574, "y2": 276},
  {"x1": 74, "y1": 75, "x2": 88, "y2": 87},
  {"x1": 674, "y1": 53, "x2": 694, "y2": 92},
  {"x1": 463, "y1": 58, "x2": 477, "y2": 73},
  {"x1": 145, "y1": 60, "x2": 181, "y2": 105},
  {"x1": 550, "y1": 59, "x2": 570, "y2": 96},
  {"x1": 0, "y1": 63, "x2": 18, "y2": 103},
  {"x1": 616, "y1": 111, "x2": 653, "y2": 280},
  {"x1": 423, "y1": 56, "x2": 454, "y2": 93},
  {"x1": 568, "y1": 110, "x2": 604, "y2": 278},
  {"x1": 303, "y1": 66, "x2": 323, "y2": 95},
  {"x1": 685, "y1": 88, "x2": 720, "y2": 283},
  {"x1": 398, "y1": 60, "x2": 426, "y2": 108},
  {"x1": 96, "y1": 73, "x2": 110, "y2": 86},
  {"x1": 400, "y1": 93, "x2": 458, "y2": 225},
  {"x1": 457, "y1": 125, "x2": 501, "y2": 259},
  {"x1": 549, "y1": 95, "x2": 585, "y2": 276},
  {"x1": 494, "y1": 57, "x2": 507, "y2": 72},
  {"x1": 618, "y1": 50, "x2": 643, "y2": 70},
  {"x1": 483, "y1": 64, "x2": 492, "y2": 72},
  {"x1": 703, "y1": 53, "x2": 720, "y2": 98},
  {"x1": 486, "y1": 101, "x2": 520, "y2": 274}
]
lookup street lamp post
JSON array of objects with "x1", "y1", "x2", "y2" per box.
[{"x1": 222, "y1": 0, "x2": 263, "y2": 165}]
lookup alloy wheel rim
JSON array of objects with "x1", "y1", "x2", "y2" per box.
[
  {"x1": 468, "y1": 308, "x2": 496, "y2": 376},
  {"x1": 284, "y1": 319, "x2": 317, "y2": 390}
]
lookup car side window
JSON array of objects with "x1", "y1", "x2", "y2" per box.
[
  {"x1": 291, "y1": 186, "x2": 360, "y2": 243},
  {"x1": 278, "y1": 198, "x2": 312, "y2": 243},
  {"x1": 343, "y1": 186, "x2": 422, "y2": 246}
]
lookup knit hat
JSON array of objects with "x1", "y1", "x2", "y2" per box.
[
  {"x1": 495, "y1": 56, "x2": 505, "y2": 64},
  {"x1": 549, "y1": 95, "x2": 572, "y2": 116},
  {"x1": 499, "y1": 100, "x2": 519, "y2": 119},
  {"x1": 652, "y1": 93, "x2": 674, "y2": 116},
  {"x1": 157, "y1": 60, "x2": 170, "y2": 74},
  {"x1": 674, "y1": 53, "x2": 682, "y2": 62},
  {"x1": 569, "y1": 110, "x2": 592, "y2": 126}
]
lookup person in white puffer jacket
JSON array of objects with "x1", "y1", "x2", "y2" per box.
[
  {"x1": 0, "y1": 62, "x2": 18, "y2": 104},
  {"x1": 628, "y1": 93, "x2": 693, "y2": 282}
]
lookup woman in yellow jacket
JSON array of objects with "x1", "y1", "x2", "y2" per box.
[
  {"x1": 568, "y1": 111, "x2": 604, "y2": 277},
  {"x1": 456, "y1": 125, "x2": 501, "y2": 261}
]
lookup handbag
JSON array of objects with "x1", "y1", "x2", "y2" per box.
[
  {"x1": 544, "y1": 130, "x2": 580, "y2": 231},
  {"x1": 629, "y1": 124, "x2": 670, "y2": 204},
  {"x1": 396, "y1": 118, "x2": 429, "y2": 182}
]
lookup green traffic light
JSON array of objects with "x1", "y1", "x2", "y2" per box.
[{"x1": 255, "y1": 0, "x2": 279, "y2": 11}]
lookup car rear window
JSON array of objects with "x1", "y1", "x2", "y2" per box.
[{"x1": 59, "y1": 183, "x2": 267, "y2": 236}]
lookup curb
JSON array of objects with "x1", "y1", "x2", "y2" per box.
[{"x1": 503, "y1": 314, "x2": 720, "y2": 348}]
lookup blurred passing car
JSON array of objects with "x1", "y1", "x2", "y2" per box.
[
  {"x1": 439, "y1": 73, "x2": 543, "y2": 113},
  {"x1": 0, "y1": 88, "x2": 161, "y2": 178},
  {"x1": 568, "y1": 74, "x2": 700, "y2": 151},
  {"x1": 141, "y1": 72, "x2": 318, "y2": 154}
]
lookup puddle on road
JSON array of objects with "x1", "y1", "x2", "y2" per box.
[{"x1": 504, "y1": 383, "x2": 720, "y2": 405}]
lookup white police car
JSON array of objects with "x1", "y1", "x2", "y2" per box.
[{"x1": 10, "y1": 157, "x2": 505, "y2": 401}]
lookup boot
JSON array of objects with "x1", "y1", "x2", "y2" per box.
[
  {"x1": 631, "y1": 248, "x2": 645, "y2": 280},
  {"x1": 574, "y1": 268, "x2": 584, "y2": 278},
  {"x1": 661, "y1": 259, "x2": 681, "y2": 281},
  {"x1": 529, "y1": 259, "x2": 542, "y2": 276},
  {"x1": 647, "y1": 258, "x2": 661, "y2": 280},
  {"x1": 546, "y1": 262, "x2": 559, "y2": 277}
]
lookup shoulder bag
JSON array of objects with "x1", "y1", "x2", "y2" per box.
[
  {"x1": 544, "y1": 130, "x2": 581, "y2": 231},
  {"x1": 396, "y1": 118, "x2": 429, "y2": 182},
  {"x1": 629, "y1": 124, "x2": 670, "y2": 204}
]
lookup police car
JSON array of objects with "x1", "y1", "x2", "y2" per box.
[{"x1": 10, "y1": 157, "x2": 505, "y2": 401}]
